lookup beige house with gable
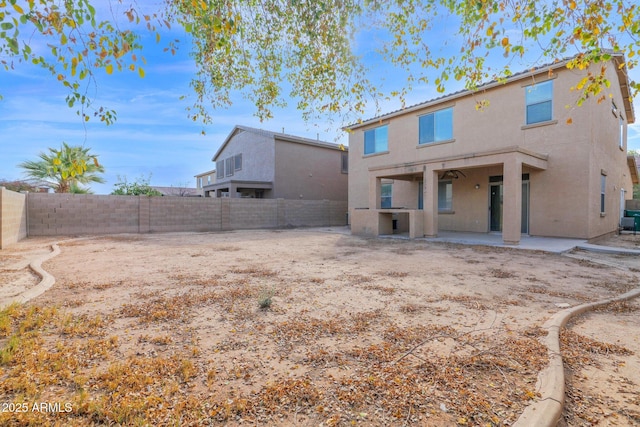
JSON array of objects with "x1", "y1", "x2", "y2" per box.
[
  {"x1": 346, "y1": 54, "x2": 637, "y2": 244},
  {"x1": 200, "y1": 125, "x2": 348, "y2": 201}
]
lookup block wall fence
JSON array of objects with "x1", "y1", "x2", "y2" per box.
[
  {"x1": 627, "y1": 199, "x2": 640, "y2": 210},
  {"x1": 0, "y1": 191, "x2": 347, "y2": 246}
]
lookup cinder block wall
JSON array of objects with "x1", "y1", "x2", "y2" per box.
[
  {"x1": 229, "y1": 199, "x2": 279, "y2": 229},
  {"x1": 0, "y1": 188, "x2": 28, "y2": 249},
  {"x1": 627, "y1": 199, "x2": 640, "y2": 211},
  {"x1": 27, "y1": 193, "x2": 140, "y2": 236},
  {"x1": 149, "y1": 197, "x2": 224, "y2": 233},
  {"x1": 283, "y1": 200, "x2": 328, "y2": 227},
  {"x1": 26, "y1": 194, "x2": 347, "y2": 236}
]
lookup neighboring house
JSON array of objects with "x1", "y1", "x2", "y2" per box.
[
  {"x1": 346, "y1": 53, "x2": 637, "y2": 244},
  {"x1": 0, "y1": 180, "x2": 53, "y2": 193},
  {"x1": 200, "y1": 125, "x2": 348, "y2": 200},
  {"x1": 150, "y1": 186, "x2": 201, "y2": 197},
  {"x1": 195, "y1": 169, "x2": 216, "y2": 196}
]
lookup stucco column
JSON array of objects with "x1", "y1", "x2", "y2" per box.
[
  {"x1": 229, "y1": 183, "x2": 238, "y2": 198},
  {"x1": 369, "y1": 174, "x2": 381, "y2": 209},
  {"x1": 423, "y1": 167, "x2": 438, "y2": 237},
  {"x1": 503, "y1": 156, "x2": 522, "y2": 245}
]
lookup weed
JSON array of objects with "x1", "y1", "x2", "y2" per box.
[
  {"x1": 120, "y1": 291, "x2": 220, "y2": 322},
  {"x1": 362, "y1": 284, "x2": 396, "y2": 294},
  {"x1": 379, "y1": 270, "x2": 409, "y2": 278},
  {"x1": 489, "y1": 268, "x2": 517, "y2": 279},
  {"x1": 440, "y1": 294, "x2": 489, "y2": 310},
  {"x1": 139, "y1": 334, "x2": 173, "y2": 345},
  {"x1": 258, "y1": 288, "x2": 275, "y2": 310},
  {"x1": 0, "y1": 303, "x2": 20, "y2": 337},
  {"x1": 231, "y1": 266, "x2": 278, "y2": 277},
  {"x1": 399, "y1": 303, "x2": 424, "y2": 314}
]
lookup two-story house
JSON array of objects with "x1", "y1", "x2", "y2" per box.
[
  {"x1": 200, "y1": 125, "x2": 348, "y2": 201},
  {"x1": 346, "y1": 54, "x2": 637, "y2": 245},
  {"x1": 195, "y1": 169, "x2": 216, "y2": 196}
]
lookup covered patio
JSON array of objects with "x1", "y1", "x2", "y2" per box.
[
  {"x1": 354, "y1": 146, "x2": 549, "y2": 245},
  {"x1": 203, "y1": 180, "x2": 273, "y2": 198}
]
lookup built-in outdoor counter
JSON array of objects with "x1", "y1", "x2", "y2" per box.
[{"x1": 351, "y1": 208, "x2": 425, "y2": 239}]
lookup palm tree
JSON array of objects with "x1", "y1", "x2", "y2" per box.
[{"x1": 19, "y1": 143, "x2": 105, "y2": 193}]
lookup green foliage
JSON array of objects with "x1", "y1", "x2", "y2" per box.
[
  {"x1": 631, "y1": 150, "x2": 640, "y2": 199},
  {"x1": 18, "y1": 142, "x2": 105, "y2": 193},
  {"x1": 0, "y1": 0, "x2": 154, "y2": 124},
  {"x1": 111, "y1": 175, "x2": 161, "y2": 196},
  {"x1": 370, "y1": 0, "x2": 639, "y2": 108},
  {"x1": 1, "y1": 1, "x2": 638, "y2": 124}
]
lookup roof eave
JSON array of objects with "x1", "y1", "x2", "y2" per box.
[
  {"x1": 628, "y1": 156, "x2": 639, "y2": 185},
  {"x1": 613, "y1": 56, "x2": 635, "y2": 124},
  {"x1": 346, "y1": 54, "x2": 635, "y2": 130},
  {"x1": 212, "y1": 126, "x2": 245, "y2": 162}
]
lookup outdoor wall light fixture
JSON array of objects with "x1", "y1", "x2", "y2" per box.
[{"x1": 474, "y1": 184, "x2": 480, "y2": 189}]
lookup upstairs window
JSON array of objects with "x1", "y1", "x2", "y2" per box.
[
  {"x1": 216, "y1": 161, "x2": 224, "y2": 179},
  {"x1": 341, "y1": 152, "x2": 348, "y2": 174},
  {"x1": 619, "y1": 115, "x2": 625, "y2": 149},
  {"x1": 225, "y1": 157, "x2": 234, "y2": 177},
  {"x1": 525, "y1": 80, "x2": 553, "y2": 124},
  {"x1": 234, "y1": 153, "x2": 243, "y2": 171},
  {"x1": 419, "y1": 107, "x2": 453, "y2": 144},
  {"x1": 612, "y1": 100, "x2": 625, "y2": 149},
  {"x1": 364, "y1": 125, "x2": 388, "y2": 155}
]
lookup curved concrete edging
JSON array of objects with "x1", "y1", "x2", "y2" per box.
[
  {"x1": 4, "y1": 244, "x2": 61, "y2": 307},
  {"x1": 514, "y1": 286, "x2": 640, "y2": 427}
]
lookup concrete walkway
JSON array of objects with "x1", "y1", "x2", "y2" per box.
[
  {"x1": 421, "y1": 230, "x2": 640, "y2": 255},
  {"x1": 423, "y1": 231, "x2": 587, "y2": 253}
]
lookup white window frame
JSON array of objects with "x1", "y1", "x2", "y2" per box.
[
  {"x1": 216, "y1": 161, "x2": 224, "y2": 179},
  {"x1": 225, "y1": 157, "x2": 234, "y2": 177},
  {"x1": 381, "y1": 183, "x2": 392, "y2": 208},
  {"x1": 419, "y1": 107, "x2": 453, "y2": 144},
  {"x1": 525, "y1": 80, "x2": 553, "y2": 125},
  {"x1": 619, "y1": 114, "x2": 625, "y2": 149},
  {"x1": 364, "y1": 125, "x2": 388, "y2": 155},
  {"x1": 438, "y1": 180, "x2": 453, "y2": 212}
]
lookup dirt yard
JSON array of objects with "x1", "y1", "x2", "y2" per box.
[{"x1": 0, "y1": 229, "x2": 638, "y2": 426}]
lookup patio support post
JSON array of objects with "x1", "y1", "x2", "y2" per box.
[
  {"x1": 503, "y1": 156, "x2": 522, "y2": 245},
  {"x1": 423, "y1": 166, "x2": 438, "y2": 237},
  {"x1": 369, "y1": 175, "x2": 381, "y2": 209},
  {"x1": 229, "y1": 183, "x2": 238, "y2": 198}
]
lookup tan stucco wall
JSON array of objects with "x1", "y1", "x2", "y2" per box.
[
  {"x1": 0, "y1": 187, "x2": 27, "y2": 249},
  {"x1": 348, "y1": 60, "x2": 634, "y2": 240},
  {"x1": 585, "y1": 64, "x2": 635, "y2": 238},
  {"x1": 274, "y1": 139, "x2": 348, "y2": 201}
]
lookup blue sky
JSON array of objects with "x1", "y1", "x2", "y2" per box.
[{"x1": 1, "y1": 7, "x2": 639, "y2": 195}]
